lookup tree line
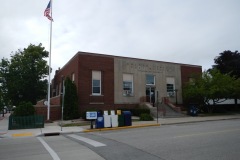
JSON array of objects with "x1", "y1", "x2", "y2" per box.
[{"x1": 183, "y1": 50, "x2": 240, "y2": 113}]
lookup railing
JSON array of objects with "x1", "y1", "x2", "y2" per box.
[
  {"x1": 8, "y1": 115, "x2": 44, "y2": 130},
  {"x1": 163, "y1": 97, "x2": 181, "y2": 112}
]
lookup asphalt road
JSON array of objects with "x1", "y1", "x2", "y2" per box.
[{"x1": 1, "y1": 119, "x2": 240, "y2": 160}]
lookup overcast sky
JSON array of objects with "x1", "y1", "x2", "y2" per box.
[{"x1": 1, "y1": 0, "x2": 240, "y2": 76}]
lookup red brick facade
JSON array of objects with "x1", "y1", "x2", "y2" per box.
[
  {"x1": 181, "y1": 65, "x2": 202, "y2": 86},
  {"x1": 35, "y1": 105, "x2": 61, "y2": 121},
  {"x1": 78, "y1": 54, "x2": 114, "y2": 107},
  {"x1": 50, "y1": 52, "x2": 115, "y2": 114}
]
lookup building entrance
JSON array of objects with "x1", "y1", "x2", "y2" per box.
[{"x1": 146, "y1": 86, "x2": 155, "y2": 106}]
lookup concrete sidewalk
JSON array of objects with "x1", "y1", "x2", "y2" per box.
[{"x1": 1, "y1": 113, "x2": 240, "y2": 138}]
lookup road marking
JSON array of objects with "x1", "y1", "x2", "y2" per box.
[
  {"x1": 12, "y1": 132, "x2": 33, "y2": 137},
  {"x1": 68, "y1": 134, "x2": 106, "y2": 147},
  {"x1": 37, "y1": 137, "x2": 60, "y2": 160},
  {"x1": 175, "y1": 128, "x2": 240, "y2": 138}
]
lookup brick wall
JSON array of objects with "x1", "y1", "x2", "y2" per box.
[
  {"x1": 51, "y1": 52, "x2": 115, "y2": 115},
  {"x1": 181, "y1": 65, "x2": 202, "y2": 105},
  {"x1": 52, "y1": 54, "x2": 79, "y2": 97},
  {"x1": 78, "y1": 53, "x2": 115, "y2": 112},
  {"x1": 34, "y1": 105, "x2": 61, "y2": 121},
  {"x1": 181, "y1": 65, "x2": 202, "y2": 86},
  {"x1": 36, "y1": 96, "x2": 61, "y2": 106}
]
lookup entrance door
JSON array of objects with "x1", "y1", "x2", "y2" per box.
[{"x1": 146, "y1": 86, "x2": 155, "y2": 106}]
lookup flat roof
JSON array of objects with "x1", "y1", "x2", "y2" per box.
[{"x1": 77, "y1": 51, "x2": 202, "y2": 68}]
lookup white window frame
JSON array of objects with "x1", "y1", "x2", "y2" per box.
[
  {"x1": 166, "y1": 77, "x2": 175, "y2": 97},
  {"x1": 123, "y1": 74, "x2": 133, "y2": 96},
  {"x1": 92, "y1": 71, "x2": 101, "y2": 95}
]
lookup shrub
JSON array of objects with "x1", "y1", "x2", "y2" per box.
[
  {"x1": 132, "y1": 108, "x2": 150, "y2": 116},
  {"x1": 13, "y1": 101, "x2": 35, "y2": 116},
  {"x1": 140, "y1": 113, "x2": 154, "y2": 121}
]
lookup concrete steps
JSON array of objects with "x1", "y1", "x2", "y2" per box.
[{"x1": 145, "y1": 103, "x2": 186, "y2": 118}]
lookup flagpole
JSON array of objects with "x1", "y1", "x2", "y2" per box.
[{"x1": 47, "y1": 0, "x2": 53, "y2": 121}]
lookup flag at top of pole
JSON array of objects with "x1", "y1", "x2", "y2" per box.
[{"x1": 44, "y1": 0, "x2": 53, "y2": 21}]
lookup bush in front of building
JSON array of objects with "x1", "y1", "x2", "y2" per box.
[
  {"x1": 63, "y1": 77, "x2": 79, "y2": 120},
  {"x1": 13, "y1": 101, "x2": 35, "y2": 116},
  {"x1": 140, "y1": 113, "x2": 154, "y2": 121},
  {"x1": 132, "y1": 108, "x2": 150, "y2": 116}
]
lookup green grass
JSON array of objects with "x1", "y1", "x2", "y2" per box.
[{"x1": 62, "y1": 122, "x2": 90, "y2": 127}]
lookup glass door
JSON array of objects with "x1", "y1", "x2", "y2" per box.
[{"x1": 146, "y1": 86, "x2": 155, "y2": 106}]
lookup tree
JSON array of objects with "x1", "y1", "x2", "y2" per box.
[
  {"x1": 0, "y1": 58, "x2": 10, "y2": 115},
  {"x1": 212, "y1": 50, "x2": 240, "y2": 79},
  {"x1": 63, "y1": 77, "x2": 79, "y2": 120},
  {"x1": 1, "y1": 43, "x2": 49, "y2": 105},
  {"x1": 183, "y1": 69, "x2": 237, "y2": 113},
  {"x1": 212, "y1": 50, "x2": 240, "y2": 106},
  {"x1": 13, "y1": 101, "x2": 35, "y2": 116}
]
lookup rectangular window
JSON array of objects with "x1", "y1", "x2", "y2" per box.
[
  {"x1": 92, "y1": 71, "x2": 101, "y2": 95},
  {"x1": 72, "y1": 73, "x2": 75, "y2": 82},
  {"x1": 123, "y1": 74, "x2": 133, "y2": 96},
  {"x1": 146, "y1": 75, "x2": 155, "y2": 85},
  {"x1": 167, "y1": 84, "x2": 174, "y2": 92},
  {"x1": 166, "y1": 77, "x2": 175, "y2": 97}
]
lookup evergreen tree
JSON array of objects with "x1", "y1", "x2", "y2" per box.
[{"x1": 63, "y1": 77, "x2": 79, "y2": 120}]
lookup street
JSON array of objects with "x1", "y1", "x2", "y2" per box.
[{"x1": 1, "y1": 119, "x2": 240, "y2": 160}]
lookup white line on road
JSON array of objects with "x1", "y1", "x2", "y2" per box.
[
  {"x1": 68, "y1": 134, "x2": 106, "y2": 147},
  {"x1": 37, "y1": 137, "x2": 60, "y2": 160}
]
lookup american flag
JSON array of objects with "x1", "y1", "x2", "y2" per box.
[{"x1": 44, "y1": 0, "x2": 53, "y2": 21}]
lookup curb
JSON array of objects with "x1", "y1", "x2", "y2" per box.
[
  {"x1": 83, "y1": 123, "x2": 160, "y2": 132},
  {"x1": 159, "y1": 117, "x2": 240, "y2": 125}
]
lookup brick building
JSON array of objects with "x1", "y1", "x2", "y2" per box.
[{"x1": 48, "y1": 52, "x2": 202, "y2": 116}]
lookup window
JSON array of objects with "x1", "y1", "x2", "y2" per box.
[
  {"x1": 123, "y1": 74, "x2": 133, "y2": 96},
  {"x1": 92, "y1": 71, "x2": 101, "y2": 95},
  {"x1": 146, "y1": 75, "x2": 155, "y2": 85},
  {"x1": 167, "y1": 84, "x2": 174, "y2": 92},
  {"x1": 72, "y1": 73, "x2": 75, "y2": 82},
  {"x1": 166, "y1": 77, "x2": 175, "y2": 97}
]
